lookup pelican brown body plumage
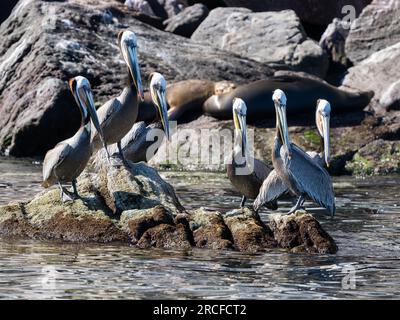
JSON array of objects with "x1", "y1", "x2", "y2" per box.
[
  {"x1": 42, "y1": 76, "x2": 106, "y2": 201},
  {"x1": 226, "y1": 98, "x2": 277, "y2": 209},
  {"x1": 91, "y1": 30, "x2": 144, "y2": 160},
  {"x1": 254, "y1": 90, "x2": 335, "y2": 216}
]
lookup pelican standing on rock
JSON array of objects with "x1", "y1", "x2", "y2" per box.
[
  {"x1": 91, "y1": 30, "x2": 144, "y2": 160},
  {"x1": 253, "y1": 90, "x2": 335, "y2": 216},
  {"x1": 109, "y1": 72, "x2": 171, "y2": 162},
  {"x1": 42, "y1": 76, "x2": 106, "y2": 202},
  {"x1": 254, "y1": 99, "x2": 332, "y2": 211},
  {"x1": 226, "y1": 98, "x2": 277, "y2": 209}
]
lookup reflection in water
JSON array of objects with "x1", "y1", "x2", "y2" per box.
[{"x1": 0, "y1": 157, "x2": 399, "y2": 299}]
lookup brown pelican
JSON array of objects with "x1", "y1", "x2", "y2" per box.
[
  {"x1": 42, "y1": 76, "x2": 106, "y2": 201},
  {"x1": 307, "y1": 99, "x2": 331, "y2": 168},
  {"x1": 108, "y1": 72, "x2": 171, "y2": 162},
  {"x1": 91, "y1": 30, "x2": 144, "y2": 160},
  {"x1": 253, "y1": 90, "x2": 335, "y2": 216},
  {"x1": 226, "y1": 98, "x2": 277, "y2": 209},
  {"x1": 254, "y1": 99, "x2": 332, "y2": 211}
]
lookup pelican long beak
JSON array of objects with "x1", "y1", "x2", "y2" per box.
[
  {"x1": 124, "y1": 44, "x2": 144, "y2": 101},
  {"x1": 276, "y1": 102, "x2": 292, "y2": 157},
  {"x1": 234, "y1": 110, "x2": 247, "y2": 152},
  {"x1": 322, "y1": 114, "x2": 331, "y2": 167},
  {"x1": 154, "y1": 88, "x2": 170, "y2": 141},
  {"x1": 83, "y1": 87, "x2": 109, "y2": 157}
]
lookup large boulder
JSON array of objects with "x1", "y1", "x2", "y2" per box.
[
  {"x1": 345, "y1": 0, "x2": 400, "y2": 64},
  {"x1": 221, "y1": 0, "x2": 372, "y2": 26},
  {"x1": 341, "y1": 42, "x2": 400, "y2": 112},
  {"x1": 0, "y1": 154, "x2": 337, "y2": 253},
  {"x1": 164, "y1": 3, "x2": 209, "y2": 37},
  {"x1": 0, "y1": 0, "x2": 273, "y2": 157},
  {"x1": 191, "y1": 8, "x2": 329, "y2": 78}
]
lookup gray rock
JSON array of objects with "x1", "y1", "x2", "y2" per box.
[
  {"x1": 191, "y1": 8, "x2": 328, "y2": 78},
  {"x1": 125, "y1": 0, "x2": 156, "y2": 16},
  {"x1": 0, "y1": 0, "x2": 273, "y2": 157},
  {"x1": 164, "y1": 3, "x2": 209, "y2": 37},
  {"x1": 319, "y1": 18, "x2": 350, "y2": 66},
  {"x1": 158, "y1": 0, "x2": 184, "y2": 18},
  {"x1": 346, "y1": 0, "x2": 400, "y2": 64},
  {"x1": 380, "y1": 80, "x2": 400, "y2": 111},
  {"x1": 342, "y1": 42, "x2": 400, "y2": 112},
  {"x1": 221, "y1": 0, "x2": 372, "y2": 27}
]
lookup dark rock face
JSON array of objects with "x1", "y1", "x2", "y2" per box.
[
  {"x1": 0, "y1": 0, "x2": 19, "y2": 25},
  {"x1": 346, "y1": 0, "x2": 400, "y2": 64},
  {"x1": 164, "y1": 3, "x2": 209, "y2": 37},
  {"x1": 0, "y1": 0, "x2": 273, "y2": 157},
  {"x1": 191, "y1": 8, "x2": 328, "y2": 78},
  {"x1": 221, "y1": 0, "x2": 372, "y2": 26},
  {"x1": 0, "y1": 154, "x2": 337, "y2": 253}
]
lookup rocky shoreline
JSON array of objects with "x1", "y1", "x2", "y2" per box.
[{"x1": 0, "y1": 155, "x2": 337, "y2": 254}]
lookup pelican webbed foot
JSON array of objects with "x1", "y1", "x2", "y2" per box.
[{"x1": 286, "y1": 194, "x2": 306, "y2": 215}]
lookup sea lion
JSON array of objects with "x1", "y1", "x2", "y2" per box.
[
  {"x1": 137, "y1": 79, "x2": 236, "y2": 123},
  {"x1": 203, "y1": 74, "x2": 374, "y2": 120}
]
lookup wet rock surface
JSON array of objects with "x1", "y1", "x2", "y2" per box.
[
  {"x1": 0, "y1": 0, "x2": 272, "y2": 157},
  {"x1": 192, "y1": 8, "x2": 328, "y2": 78},
  {"x1": 0, "y1": 155, "x2": 337, "y2": 253},
  {"x1": 269, "y1": 211, "x2": 338, "y2": 254}
]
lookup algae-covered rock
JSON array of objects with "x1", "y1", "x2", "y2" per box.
[
  {"x1": 223, "y1": 208, "x2": 276, "y2": 252},
  {"x1": 345, "y1": 139, "x2": 400, "y2": 175},
  {"x1": 268, "y1": 211, "x2": 338, "y2": 254},
  {"x1": 189, "y1": 208, "x2": 233, "y2": 250},
  {"x1": 0, "y1": 154, "x2": 338, "y2": 253}
]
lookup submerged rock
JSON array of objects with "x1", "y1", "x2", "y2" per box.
[
  {"x1": 0, "y1": 155, "x2": 337, "y2": 253},
  {"x1": 0, "y1": 0, "x2": 272, "y2": 158},
  {"x1": 191, "y1": 8, "x2": 328, "y2": 78}
]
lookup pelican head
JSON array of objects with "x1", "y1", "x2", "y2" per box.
[
  {"x1": 232, "y1": 97, "x2": 248, "y2": 152},
  {"x1": 272, "y1": 89, "x2": 291, "y2": 156},
  {"x1": 149, "y1": 72, "x2": 170, "y2": 141},
  {"x1": 68, "y1": 76, "x2": 107, "y2": 153},
  {"x1": 316, "y1": 99, "x2": 331, "y2": 167},
  {"x1": 118, "y1": 30, "x2": 144, "y2": 101}
]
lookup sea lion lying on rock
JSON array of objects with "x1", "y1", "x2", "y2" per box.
[
  {"x1": 203, "y1": 74, "x2": 374, "y2": 120},
  {"x1": 137, "y1": 79, "x2": 236, "y2": 123}
]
